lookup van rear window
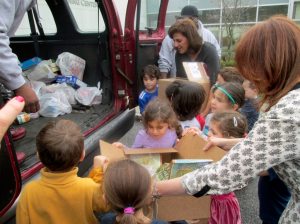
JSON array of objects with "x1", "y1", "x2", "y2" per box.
[
  {"x1": 67, "y1": 0, "x2": 106, "y2": 32},
  {"x1": 15, "y1": 0, "x2": 57, "y2": 36}
]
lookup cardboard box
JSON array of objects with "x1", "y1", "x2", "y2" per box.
[
  {"x1": 99, "y1": 134, "x2": 226, "y2": 222},
  {"x1": 158, "y1": 62, "x2": 211, "y2": 113}
]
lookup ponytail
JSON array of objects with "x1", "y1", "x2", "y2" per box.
[{"x1": 120, "y1": 213, "x2": 138, "y2": 224}]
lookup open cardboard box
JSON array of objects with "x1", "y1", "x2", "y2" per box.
[
  {"x1": 158, "y1": 62, "x2": 211, "y2": 113},
  {"x1": 99, "y1": 134, "x2": 226, "y2": 222}
]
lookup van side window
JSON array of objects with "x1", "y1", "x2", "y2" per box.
[
  {"x1": 15, "y1": 0, "x2": 57, "y2": 36},
  {"x1": 67, "y1": 0, "x2": 106, "y2": 32},
  {"x1": 136, "y1": 0, "x2": 161, "y2": 31}
]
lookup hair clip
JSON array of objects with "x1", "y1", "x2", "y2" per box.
[
  {"x1": 233, "y1": 117, "x2": 238, "y2": 127},
  {"x1": 124, "y1": 207, "x2": 135, "y2": 214}
]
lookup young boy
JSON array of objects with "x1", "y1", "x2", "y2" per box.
[
  {"x1": 138, "y1": 65, "x2": 160, "y2": 114},
  {"x1": 16, "y1": 119, "x2": 109, "y2": 224},
  {"x1": 240, "y1": 79, "x2": 259, "y2": 132},
  {"x1": 216, "y1": 67, "x2": 244, "y2": 85}
]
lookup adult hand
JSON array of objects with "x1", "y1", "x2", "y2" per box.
[
  {"x1": 0, "y1": 96, "x2": 25, "y2": 140},
  {"x1": 203, "y1": 136, "x2": 243, "y2": 151},
  {"x1": 14, "y1": 84, "x2": 40, "y2": 113},
  {"x1": 182, "y1": 127, "x2": 201, "y2": 136}
]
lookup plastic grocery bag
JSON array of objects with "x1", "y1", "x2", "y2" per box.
[
  {"x1": 39, "y1": 91, "x2": 72, "y2": 117},
  {"x1": 75, "y1": 82, "x2": 102, "y2": 106},
  {"x1": 40, "y1": 83, "x2": 76, "y2": 105},
  {"x1": 27, "y1": 60, "x2": 57, "y2": 83},
  {"x1": 29, "y1": 81, "x2": 46, "y2": 98},
  {"x1": 56, "y1": 52, "x2": 86, "y2": 80}
]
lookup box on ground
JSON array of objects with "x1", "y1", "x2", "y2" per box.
[{"x1": 99, "y1": 134, "x2": 226, "y2": 222}]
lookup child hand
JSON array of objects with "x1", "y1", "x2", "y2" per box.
[
  {"x1": 93, "y1": 155, "x2": 109, "y2": 171},
  {"x1": 182, "y1": 127, "x2": 201, "y2": 136},
  {"x1": 203, "y1": 136, "x2": 243, "y2": 151},
  {"x1": 112, "y1": 142, "x2": 126, "y2": 149}
]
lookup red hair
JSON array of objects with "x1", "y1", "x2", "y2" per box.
[{"x1": 235, "y1": 16, "x2": 300, "y2": 110}]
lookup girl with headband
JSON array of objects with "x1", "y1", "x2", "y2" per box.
[
  {"x1": 203, "y1": 82, "x2": 245, "y2": 136},
  {"x1": 207, "y1": 111, "x2": 248, "y2": 224}
]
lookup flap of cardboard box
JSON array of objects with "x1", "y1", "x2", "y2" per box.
[
  {"x1": 123, "y1": 148, "x2": 177, "y2": 155},
  {"x1": 100, "y1": 140, "x2": 177, "y2": 160},
  {"x1": 156, "y1": 195, "x2": 211, "y2": 221},
  {"x1": 100, "y1": 140, "x2": 126, "y2": 161},
  {"x1": 175, "y1": 133, "x2": 226, "y2": 162}
]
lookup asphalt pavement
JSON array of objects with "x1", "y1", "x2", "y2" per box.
[{"x1": 119, "y1": 119, "x2": 261, "y2": 224}]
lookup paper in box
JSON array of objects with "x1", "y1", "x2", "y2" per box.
[
  {"x1": 99, "y1": 134, "x2": 226, "y2": 222},
  {"x1": 182, "y1": 62, "x2": 209, "y2": 83},
  {"x1": 158, "y1": 62, "x2": 211, "y2": 113}
]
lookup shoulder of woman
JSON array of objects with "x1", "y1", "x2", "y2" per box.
[
  {"x1": 202, "y1": 42, "x2": 218, "y2": 53},
  {"x1": 273, "y1": 89, "x2": 300, "y2": 111}
]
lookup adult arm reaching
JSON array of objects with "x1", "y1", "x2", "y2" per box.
[{"x1": 0, "y1": 0, "x2": 40, "y2": 113}]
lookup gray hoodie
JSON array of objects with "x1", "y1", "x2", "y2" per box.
[{"x1": 0, "y1": 0, "x2": 37, "y2": 90}]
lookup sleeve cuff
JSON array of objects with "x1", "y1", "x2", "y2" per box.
[{"x1": 88, "y1": 167, "x2": 104, "y2": 183}]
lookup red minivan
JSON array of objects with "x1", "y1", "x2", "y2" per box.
[{"x1": 0, "y1": 0, "x2": 169, "y2": 222}]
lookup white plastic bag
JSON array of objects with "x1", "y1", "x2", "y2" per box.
[
  {"x1": 75, "y1": 84, "x2": 102, "y2": 106},
  {"x1": 40, "y1": 83, "x2": 76, "y2": 105},
  {"x1": 27, "y1": 60, "x2": 57, "y2": 83},
  {"x1": 56, "y1": 52, "x2": 86, "y2": 80},
  {"x1": 29, "y1": 81, "x2": 46, "y2": 98},
  {"x1": 39, "y1": 92, "x2": 72, "y2": 117}
]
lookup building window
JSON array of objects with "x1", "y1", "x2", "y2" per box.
[
  {"x1": 258, "y1": 5, "x2": 288, "y2": 21},
  {"x1": 293, "y1": 1, "x2": 300, "y2": 20},
  {"x1": 259, "y1": 0, "x2": 289, "y2": 4},
  {"x1": 200, "y1": 9, "x2": 221, "y2": 24}
]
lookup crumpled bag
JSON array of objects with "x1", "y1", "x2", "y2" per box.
[
  {"x1": 40, "y1": 83, "x2": 76, "y2": 105},
  {"x1": 29, "y1": 81, "x2": 46, "y2": 98},
  {"x1": 39, "y1": 91, "x2": 72, "y2": 117},
  {"x1": 75, "y1": 85, "x2": 102, "y2": 106},
  {"x1": 56, "y1": 52, "x2": 85, "y2": 80},
  {"x1": 27, "y1": 60, "x2": 57, "y2": 83}
]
